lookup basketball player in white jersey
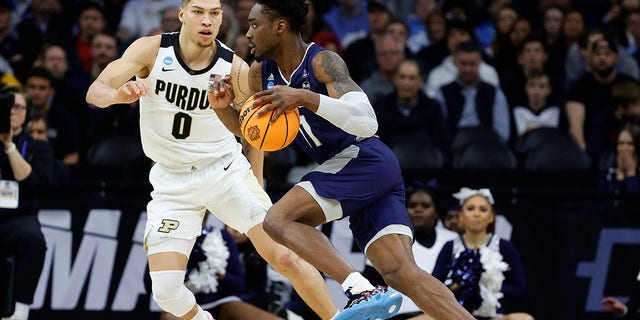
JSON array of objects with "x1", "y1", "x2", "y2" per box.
[{"x1": 85, "y1": 1, "x2": 338, "y2": 319}]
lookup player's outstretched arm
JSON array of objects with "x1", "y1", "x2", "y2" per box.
[{"x1": 86, "y1": 36, "x2": 158, "y2": 108}]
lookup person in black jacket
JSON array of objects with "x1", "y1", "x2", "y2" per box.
[{"x1": 0, "y1": 85, "x2": 53, "y2": 320}]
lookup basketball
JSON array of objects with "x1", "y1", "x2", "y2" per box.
[{"x1": 239, "y1": 94, "x2": 300, "y2": 151}]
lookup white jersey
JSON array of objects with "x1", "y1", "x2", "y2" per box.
[{"x1": 138, "y1": 32, "x2": 240, "y2": 167}]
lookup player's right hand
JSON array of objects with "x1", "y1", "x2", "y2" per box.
[
  {"x1": 208, "y1": 75, "x2": 234, "y2": 109},
  {"x1": 116, "y1": 80, "x2": 149, "y2": 104}
]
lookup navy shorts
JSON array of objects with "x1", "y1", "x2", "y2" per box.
[{"x1": 300, "y1": 138, "x2": 413, "y2": 251}]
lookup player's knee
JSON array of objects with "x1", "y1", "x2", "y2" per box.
[
  {"x1": 262, "y1": 211, "x2": 285, "y2": 242},
  {"x1": 150, "y1": 270, "x2": 195, "y2": 317}
]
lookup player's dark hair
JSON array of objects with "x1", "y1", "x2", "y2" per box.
[{"x1": 257, "y1": 0, "x2": 308, "y2": 33}]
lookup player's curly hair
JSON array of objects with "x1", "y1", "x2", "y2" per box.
[{"x1": 257, "y1": 0, "x2": 308, "y2": 33}]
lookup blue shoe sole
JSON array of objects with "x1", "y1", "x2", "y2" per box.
[{"x1": 334, "y1": 289, "x2": 403, "y2": 320}]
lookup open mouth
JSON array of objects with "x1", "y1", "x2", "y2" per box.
[{"x1": 199, "y1": 30, "x2": 213, "y2": 39}]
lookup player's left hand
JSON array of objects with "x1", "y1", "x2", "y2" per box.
[
  {"x1": 208, "y1": 75, "x2": 234, "y2": 110},
  {"x1": 254, "y1": 85, "x2": 301, "y2": 122}
]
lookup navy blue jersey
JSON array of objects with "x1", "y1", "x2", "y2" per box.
[{"x1": 261, "y1": 43, "x2": 359, "y2": 164}]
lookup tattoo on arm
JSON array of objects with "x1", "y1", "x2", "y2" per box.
[
  {"x1": 318, "y1": 52, "x2": 359, "y2": 95},
  {"x1": 237, "y1": 63, "x2": 247, "y2": 95}
]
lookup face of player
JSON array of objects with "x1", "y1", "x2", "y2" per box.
[
  {"x1": 459, "y1": 195, "x2": 495, "y2": 234},
  {"x1": 180, "y1": 0, "x2": 223, "y2": 48},
  {"x1": 407, "y1": 191, "x2": 438, "y2": 231},
  {"x1": 246, "y1": 3, "x2": 278, "y2": 62}
]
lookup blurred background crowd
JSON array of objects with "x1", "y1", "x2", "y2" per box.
[{"x1": 0, "y1": 0, "x2": 635, "y2": 193}]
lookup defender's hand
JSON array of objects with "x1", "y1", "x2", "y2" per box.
[{"x1": 208, "y1": 75, "x2": 234, "y2": 110}]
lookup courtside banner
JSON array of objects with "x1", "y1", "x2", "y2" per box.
[{"x1": 24, "y1": 190, "x2": 640, "y2": 320}]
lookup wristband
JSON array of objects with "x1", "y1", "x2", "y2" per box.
[{"x1": 4, "y1": 142, "x2": 15, "y2": 154}]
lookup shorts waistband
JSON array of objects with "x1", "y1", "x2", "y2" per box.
[{"x1": 158, "y1": 153, "x2": 234, "y2": 173}]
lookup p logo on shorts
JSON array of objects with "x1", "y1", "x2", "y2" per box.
[{"x1": 158, "y1": 219, "x2": 180, "y2": 233}]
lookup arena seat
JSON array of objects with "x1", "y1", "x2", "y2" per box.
[{"x1": 392, "y1": 139, "x2": 445, "y2": 172}]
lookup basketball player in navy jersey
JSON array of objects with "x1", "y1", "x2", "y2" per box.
[
  {"x1": 208, "y1": 1, "x2": 476, "y2": 319},
  {"x1": 85, "y1": 1, "x2": 339, "y2": 320}
]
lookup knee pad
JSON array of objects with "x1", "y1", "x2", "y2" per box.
[{"x1": 150, "y1": 270, "x2": 195, "y2": 317}]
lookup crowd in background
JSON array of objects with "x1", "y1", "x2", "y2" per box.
[{"x1": 0, "y1": 0, "x2": 635, "y2": 192}]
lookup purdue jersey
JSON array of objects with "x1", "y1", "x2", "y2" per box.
[{"x1": 139, "y1": 33, "x2": 239, "y2": 166}]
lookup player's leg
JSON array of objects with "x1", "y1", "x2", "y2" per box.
[
  {"x1": 260, "y1": 185, "x2": 357, "y2": 284},
  {"x1": 364, "y1": 205, "x2": 475, "y2": 320},
  {"x1": 247, "y1": 223, "x2": 339, "y2": 319},
  {"x1": 145, "y1": 164, "x2": 213, "y2": 320},
  {"x1": 206, "y1": 167, "x2": 338, "y2": 320}
]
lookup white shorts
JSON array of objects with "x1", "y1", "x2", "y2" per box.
[{"x1": 144, "y1": 149, "x2": 271, "y2": 256}]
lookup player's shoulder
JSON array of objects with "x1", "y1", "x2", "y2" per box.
[{"x1": 123, "y1": 34, "x2": 162, "y2": 62}]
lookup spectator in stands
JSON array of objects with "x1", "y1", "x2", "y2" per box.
[
  {"x1": 373, "y1": 59, "x2": 450, "y2": 152},
  {"x1": 386, "y1": 19, "x2": 413, "y2": 59},
  {"x1": 509, "y1": 18, "x2": 533, "y2": 57},
  {"x1": 405, "y1": 0, "x2": 440, "y2": 54},
  {"x1": 540, "y1": 4, "x2": 567, "y2": 73},
  {"x1": 68, "y1": 2, "x2": 107, "y2": 73},
  {"x1": 362, "y1": 180, "x2": 459, "y2": 320},
  {"x1": 486, "y1": 5, "x2": 519, "y2": 71},
  {"x1": 563, "y1": 10, "x2": 585, "y2": 50},
  {"x1": 360, "y1": 34, "x2": 405, "y2": 106},
  {"x1": 26, "y1": 111, "x2": 48, "y2": 143},
  {"x1": 0, "y1": 85, "x2": 53, "y2": 320},
  {"x1": 147, "y1": 6, "x2": 181, "y2": 36},
  {"x1": 434, "y1": 41, "x2": 511, "y2": 143},
  {"x1": 145, "y1": 218, "x2": 291, "y2": 320},
  {"x1": 500, "y1": 35, "x2": 562, "y2": 108},
  {"x1": 232, "y1": 0, "x2": 256, "y2": 33},
  {"x1": 116, "y1": 0, "x2": 176, "y2": 44},
  {"x1": 14, "y1": 0, "x2": 70, "y2": 82},
  {"x1": 443, "y1": 202, "x2": 464, "y2": 234},
  {"x1": 424, "y1": 20, "x2": 500, "y2": 99},
  {"x1": 342, "y1": 0, "x2": 393, "y2": 83},
  {"x1": 415, "y1": 10, "x2": 448, "y2": 78},
  {"x1": 24, "y1": 67, "x2": 80, "y2": 165},
  {"x1": 70, "y1": 32, "x2": 137, "y2": 157},
  {"x1": 217, "y1": 3, "x2": 239, "y2": 47},
  {"x1": 26, "y1": 109, "x2": 68, "y2": 182},
  {"x1": 565, "y1": 36, "x2": 637, "y2": 161},
  {"x1": 512, "y1": 71, "x2": 564, "y2": 138},
  {"x1": 598, "y1": 122, "x2": 640, "y2": 192},
  {"x1": 321, "y1": 0, "x2": 370, "y2": 49},
  {"x1": 432, "y1": 187, "x2": 533, "y2": 320},
  {"x1": 565, "y1": 29, "x2": 639, "y2": 86},
  {"x1": 0, "y1": 0, "x2": 21, "y2": 82}
]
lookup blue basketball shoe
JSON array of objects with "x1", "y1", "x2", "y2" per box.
[{"x1": 333, "y1": 286, "x2": 403, "y2": 320}]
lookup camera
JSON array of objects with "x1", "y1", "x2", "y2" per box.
[{"x1": 0, "y1": 93, "x2": 13, "y2": 134}]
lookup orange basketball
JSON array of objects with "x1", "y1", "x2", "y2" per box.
[{"x1": 239, "y1": 94, "x2": 300, "y2": 151}]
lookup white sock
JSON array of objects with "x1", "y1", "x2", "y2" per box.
[{"x1": 340, "y1": 272, "x2": 375, "y2": 295}]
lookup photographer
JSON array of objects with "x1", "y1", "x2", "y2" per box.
[{"x1": 0, "y1": 86, "x2": 53, "y2": 320}]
